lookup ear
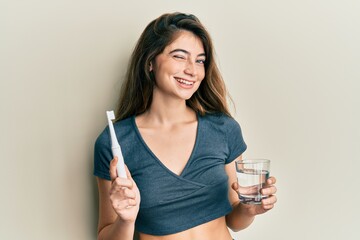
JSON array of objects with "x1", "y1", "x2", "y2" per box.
[{"x1": 149, "y1": 62, "x2": 153, "y2": 72}]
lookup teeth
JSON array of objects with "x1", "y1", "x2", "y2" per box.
[{"x1": 176, "y1": 78, "x2": 193, "y2": 85}]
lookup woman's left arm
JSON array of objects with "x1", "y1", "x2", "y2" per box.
[{"x1": 225, "y1": 155, "x2": 277, "y2": 232}]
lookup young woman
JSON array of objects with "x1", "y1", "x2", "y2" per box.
[{"x1": 94, "y1": 12, "x2": 277, "y2": 240}]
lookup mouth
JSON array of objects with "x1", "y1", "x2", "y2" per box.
[{"x1": 174, "y1": 77, "x2": 194, "y2": 86}]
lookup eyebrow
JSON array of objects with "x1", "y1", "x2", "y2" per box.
[{"x1": 169, "y1": 49, "x2": 206, "y2": 57}]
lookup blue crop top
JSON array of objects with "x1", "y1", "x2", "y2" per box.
[{"x1": 94, "y1": 113, "x2": 247, "y2": 235}]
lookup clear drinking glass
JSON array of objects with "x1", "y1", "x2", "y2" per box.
[{"x1": 235, "y1": 159, "x2": 270, "y2": 204}]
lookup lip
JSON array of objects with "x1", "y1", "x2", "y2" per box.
[
  {"x1": 174, "y1": 77, "x2": 196, "y2": 89},
  {"x1": 174, "y1": 77, "x2": 195, "y2": 84}
]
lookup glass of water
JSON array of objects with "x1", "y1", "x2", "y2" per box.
[{"x1": 235, "y1": 159, "x2": 270, "y2": 204}]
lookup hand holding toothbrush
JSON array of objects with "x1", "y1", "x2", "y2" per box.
[
  {"x1": 109, "y1": 157, "x2": 141, "y2": 223},
  {"x1": 106, "y1": 111, "x2": 127, "y2": 178}
]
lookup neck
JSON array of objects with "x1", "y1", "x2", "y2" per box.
[{"x1": 142, "y1": 89, "x2": 196, "y2": 125}]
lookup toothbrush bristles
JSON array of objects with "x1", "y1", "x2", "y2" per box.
[{"x1": 106, "y1": 111, "x2": 115, "y2": 120}]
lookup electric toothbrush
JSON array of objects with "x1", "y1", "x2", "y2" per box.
[{"x1": 106, "y1": 111, "x2": 127, "y2": 178}]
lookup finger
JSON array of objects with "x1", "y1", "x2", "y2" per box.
[
  {"x1": 239, "y1": 185, "x2": 259, "y2": 195},
  {"x1": 112, "y1": 177, "x2": 133, "y2": 189},
  {"x1": 109, "y1": 157, "x2": 118, "y2": 181},
  {"x1": 127, "y1": 198, "x2": 137, "y2": 206},
  {"x1": 110, "y1": 185, "x2": 136, "y2": 199},
  {"x1": 261, "y1": 195, "x2": 277, "y2": 205},
  {"x1": 267, "y1": 176, "x2": 276, "y2": 185},
  {"x1": 231, "y1": 182, "x2": 239, "y2": 191},
  {"x1": 124, "y1": 164, "x2": 133, "y2": 180},
  {"x1": 263, "y1": 203, "x2": 274, "y2": 210},
  {"x1": 112, "y1": 198, "x2": 137, "y2": 210},
  {"x1": 123, "y1": 188, "x2": 136, "y2": 199},
  {"x1": 261, "y1": 185, "x2": 277, "y2": 195}
]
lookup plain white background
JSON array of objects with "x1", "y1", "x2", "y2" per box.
[{"x1": 1, "y1": 0, "x2": 359, "y2": 239}]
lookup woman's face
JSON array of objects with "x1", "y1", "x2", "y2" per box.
[{"x1": 151, "y1": 30, "x2": 206, "y2": 101}]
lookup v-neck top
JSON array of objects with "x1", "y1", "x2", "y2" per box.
[
  {"x1": 94, "y1": 113, "x2": 247, "y2": 236},
  {"x1": 132, "y1": 114, "x2": 200, "y2": 177}
]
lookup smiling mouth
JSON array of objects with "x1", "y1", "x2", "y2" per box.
[{"x1": 174, "y1": 77, "x2": 194, "y2": 86}]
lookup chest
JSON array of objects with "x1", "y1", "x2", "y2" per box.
[
  {"x1": 138, "y1": 122, "x2": 198, "y2": 175},
  {"x1": 127, "y1": 117, "x2": 231, "y2": 210}
]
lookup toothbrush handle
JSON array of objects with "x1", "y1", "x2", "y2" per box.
[{"x1": 112, "y1": 147, "x2": 127, "y2": 178}]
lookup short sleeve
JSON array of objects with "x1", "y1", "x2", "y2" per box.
[
  {"x1": 225, "y1": 118, "x2": 247, "y2": 164},
  {"x1": 93, "y1": 127, "x2": 112, "y2": 181}
]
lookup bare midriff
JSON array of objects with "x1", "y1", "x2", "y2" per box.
[{"x1": 139, "y1": 216, "x2": 233, "y2": 240}]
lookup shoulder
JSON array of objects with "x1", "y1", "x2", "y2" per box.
[
  {"x1": 113, "y1": 116, "x2": 134, "y2": 134},
  {"x1": 201, "y1": 112, "x2": 240, "y2": 129},
  {"x1": 95, "y1": 116, "x2": 134, "y2": 147},
  {"x1": 200, "y1": 113, "x2": 244, "y2": 142}
]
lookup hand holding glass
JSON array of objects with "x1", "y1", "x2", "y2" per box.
[{"x1": 235, "y1": 159, "x2": 270, "y2": 204}]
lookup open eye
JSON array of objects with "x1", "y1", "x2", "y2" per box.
[{"x1": 196, "y1": 59, "x2": 206, "y2": 64}]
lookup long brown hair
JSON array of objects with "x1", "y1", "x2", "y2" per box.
[{"x1": 115, "y1": 12, "x2": 232, "y2": 121}]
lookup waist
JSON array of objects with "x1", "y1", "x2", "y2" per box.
[{"x1": 139, "y1": 216, "x2": 232, "y2": 240}]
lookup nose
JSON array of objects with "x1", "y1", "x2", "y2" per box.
[{"x1": 184, "y1": 61, "x2": 196, "y2": 77}]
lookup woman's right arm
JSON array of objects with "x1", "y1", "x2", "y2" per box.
[{"x1": 97, "y1": 157, "x2": 141, "y2": 240}]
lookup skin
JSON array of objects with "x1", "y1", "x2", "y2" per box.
[{"x1": 96, "y1": 30, "x2": 277, "y2": 240}]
